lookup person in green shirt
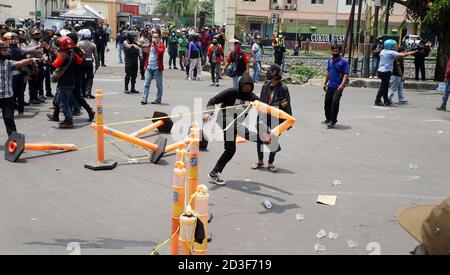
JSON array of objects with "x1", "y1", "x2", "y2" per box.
[{"x1": 177, "y1": 33, "x2": 189, "y2": 71}]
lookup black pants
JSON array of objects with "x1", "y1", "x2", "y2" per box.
[
  {"x1": 28, "y1": 76, "x2": 40, "y2": 101},
  {"x1": 179, "y1": 51, "x2": 186, "y2": 70},
  {"x1": 257, "y1": 139, "x2": 276, "y2": 164},
  {"x1": 80, "y1": 60, "x2": 94, "y2": 97},
  {"x1": 210, "y1": 62, "x2": 220, "y2": 84},
  {"x1": 44, "y1": 65, "x2": 52, "y2": 95},
  {"x1": 169, "y1": 50, "x2": 177, "y2": 68},
  {"x1": 13, "y1": 74, "x2": 26, "y2": 114},
  {"x1": 274, "y1": 52, "x2": 283, "y2": 66},
  {"x1": 72, "y1": 79, "x2": 93, "y2": 114},
  {"x1": 375, "y1": 71, "x2": 392, "y2": 104},
  {"x1": 212, "y1": 124, "x2": 258, "y2": 174},
  {"x1": 140, "y1": 52, "x2": 148, "y2": 78},
  {"x1": 325, "y1": 88, "x2": 343, "y2": 123},
  {"x1": 0, "y1": 97, "x2": 17, "y2": 136},
  {"x1": 125, "y1": 59, "x2": 138, "y2": 90},
  {"x1": 98, "y1": 46, "x2": 105, "y2": 66},
  {"x1": 415, "y1": 61, "x2": 426, "y2": 81}
]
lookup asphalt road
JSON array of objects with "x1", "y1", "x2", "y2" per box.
[{"x1": 0, "y1": 47, "x2": 449, "y2": 255}]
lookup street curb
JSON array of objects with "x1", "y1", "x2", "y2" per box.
[{"x1": 350, "y1": 79, "x2": 438, "y2": 90}]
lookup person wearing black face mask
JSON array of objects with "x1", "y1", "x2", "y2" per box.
[
  {"x1": 207, "y1": 38, "x2": 223, "y2": 86},
  {"x1": 252, "y1": 64, "x2": 291, "y2": 172},
  {"x1": 322, "y1": 44, "x2": 349, "y2": 129}
]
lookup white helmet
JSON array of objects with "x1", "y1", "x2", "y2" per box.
[
  {"x1": 79, "y1": 29, "x2": 91, "y2": 40},
  {"x1": 60, "y1": 29, "x2": 71, "y2": 37}
]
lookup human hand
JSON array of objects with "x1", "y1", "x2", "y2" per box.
[{"x1": 202, "y1": 114, "x2": 211, "y2": 123}]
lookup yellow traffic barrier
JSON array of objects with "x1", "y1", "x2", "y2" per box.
[
  {"x1": 171, "y1": 159, "x2": 186, "y2": 255},
  {"x1": 187, "y1": 122, "x2": 200, "y2": 210},
  {"x1": 179, "y1": 206, "x2": 197, "y2": 255},
  {"x1": 84, "y1": 89, "x2": 118, "y2": 171},
  {"x1": 193, "y1": 185, "x2": 209, "y2": 255}
]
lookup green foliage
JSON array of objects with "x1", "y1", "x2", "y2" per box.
[{"x1": 289, "y1": 64, "x2": 323, "y2": 78}]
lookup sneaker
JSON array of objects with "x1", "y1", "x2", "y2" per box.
[
  {"x1": 174, "y1": 67, "x2": 178, "y2": 70},
  {"x1": 141, "y1": 100, "x2": 148, "y2": 105},
  {"x1": 151, "y1": 100, "x2": 161, "y2": 105},
  {"x1": 46, "y1": 93, "x2": 54, "y2": 98},
  {"x1": 208, "y1": 171, "x2": 225, "y2": 185},
  {"x1": 141, "y1": 76, "x2": 145, "y2": 80},
  {"x1": 369, "y1": 76, "x2": 373, "y2": 79},
  {"x1": 384, "y1": 101, "x2": 393, "y2": 107},
  {"x1": 87, "y1": 112, "x2": 95, "y2": 122},
  {"x1": 436, "y1": 105, "x2": 446, "y2": 111},
  {"x1": 30, "y1": 99, "x2": 41, "y2": 104},
  {"x1": 327, "y1": 122, "x2": 336, "y2": 129},
  {"x1": 215, "y1": 83, "x2": 219, "y2": 87},
  {"x1": 188, "y1": 77, "x2": 193, "y2": 81},
  {"x1": 59, "y1": 122, "x2": 75, "y2": 129},
  {"x1": 124, "y1": 90, "x2": 130, "y2": 94},
  {"x1": 130, "y1": 90, "x2": 140, "y2": 94},
  {"x1": 47, "y1": 114, "x2": 59, "y2": 122},
  {"x1": 398, "y1": 100, "x2": 408, "y2": 105},
  {"x1": 169, "y1": 66, "x2": 172, "y2": 69},
  {"x1": 374, "y1": 101, "x2": 384, "y2": 106},
  {"x1": 73, "y1": 110, "x2": 83, "y2": 117},
  {"x1": 185, "y1": 76, "x2": 189, "y2": 80},
  {"x1": 321, "y1": 120, "x2": 331, "y2": 124}
]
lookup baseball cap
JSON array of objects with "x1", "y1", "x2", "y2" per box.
[{"x1": 397, "y1": 197, "x2": 450, "y2": 255}]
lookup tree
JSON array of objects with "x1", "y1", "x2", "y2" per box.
[{"x1": 394, "y1": 0, "x2": 450, "y2": 81}]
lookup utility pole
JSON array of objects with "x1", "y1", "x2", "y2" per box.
[
  {"x1": 353, "y1": 0, "x2": 364, "y2": 77},
  {"x1": 212, "y1": 0, "x2": 215, "y2": 26},
  {"x1": 343, "y1": 0, "x2": 356, "y2": 58},
  {"x1": 363, "y1": 0, "x2": 373, "y2": 78},
  {"x1": 333, "y1": 0, "x2": 340, "y2": 43},
  {"x1": 384, "y1": 0, "x2": 391, "y2": 35},
  {"x1": 373, "y1": 0, "x2": 381, "y2": 39},
  {"x1": 347, "y1": 0, "x2": 357, "y2": 73}
]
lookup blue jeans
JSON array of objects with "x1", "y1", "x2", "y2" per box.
[
  {"x1": 118, "y1": 43, "x2": 124, "y2": 63},
  {"x1": 253, "y1": 61, "x2": 261, "y2": 83},
  {"x1": 56, "y1": 85, "x2": 75, "y2": 124},
  {"x1": 443, "y1": 83, "x2": 450, "y2": 106},
  {"x1": 371, "y1": 55, "x2": 380, "y2": 77},
  {"x1": 233, "y1": 76, "x2": 242, "y2": 89},
  {"x1": 388, "y1": 75, "x2": 406, "y2": 102},
  {"x1": 142, "y1": 68, "x2": 163, "y2": 102}
]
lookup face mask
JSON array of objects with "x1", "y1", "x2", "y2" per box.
[
  {"x1": 0, "y1": 54, "x2": 7, "y2": 60},
  {"x1": 266, "y1": 70, "x2": 273, "y2": 80},
  {"x1": 213, "y1": 42, "x2": 218, "y2": 45},
  {"x1": 234, "y1": 45, "x2": 241, "y2": 52},
  {"x1": 278, "y1": 35, "x2": 283, "y2": 39},
  {"x1": 332, "y1": 53, "x2": 340, "y2": 58}
]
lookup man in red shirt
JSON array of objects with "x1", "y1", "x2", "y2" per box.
[
  {"x1": 207, "y1": 38, "x2": 223, "y2": 87},
  {"x1": 142, "y1": 33, "x2": 165, "y2": 105},
  {"x1": 43, "y1": 36, "x2": 83, "y2": 128},
  {"x1": 222, "y1": 40, "x2": 250, "y2": 89},
  {"x1": 436, "y1": 58, "x2": 450, "y2": 111}
]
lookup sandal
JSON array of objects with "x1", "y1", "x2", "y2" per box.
[
  {"x1": 268, "y1": 164, "x2": 278, "y2": 173},
  {"x1": 251, "y1": 161, "x2": 264, "y2": 170}
]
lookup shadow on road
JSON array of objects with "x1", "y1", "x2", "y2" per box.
[
  {"x1": 24, "y1": 238, "x2": 157, "y2": 250},
  {"x1": 210, "y1": 180, "x2": 293, "y2": 202}
]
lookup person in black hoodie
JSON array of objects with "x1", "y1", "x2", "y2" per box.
[
  {"x1": 203, "y1": 74, "x2": 271, "y2": 185},
  {"x1": 251, "y1": 64, "x2": 291, "y2": 173}
]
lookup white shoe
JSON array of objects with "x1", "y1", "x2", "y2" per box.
[
  {"x1": 215, "y1": 83, "x2": 219, "y2": 87},
  {"x1": 188, "y1": 77, "x2": 193, "y2": 81},
  {"x1": 197, "y1": 77, "x2": 201, "y2": 81}
]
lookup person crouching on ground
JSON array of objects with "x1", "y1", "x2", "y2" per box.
[{"x1": 251, "y1": 64, "x2": 291, "y2": 173}]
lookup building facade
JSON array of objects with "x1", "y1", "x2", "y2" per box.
[{"x1": 217, "y1": 0, "x2": 410, "y2": 41}]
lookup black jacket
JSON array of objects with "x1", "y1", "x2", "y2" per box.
[
  {"x1": 259, "y1": 81, "x2": 292, "y2": 127},
  {"x1": 94, "y1": 30, "x2": 108, "y2": 48},
  {"x1": 207, "y1": 74, "x2": 259, "y2": 127}
]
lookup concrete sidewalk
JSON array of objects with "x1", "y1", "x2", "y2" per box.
[{"x1": 350, "y1": 78, "x2": 439, "y2": 91}]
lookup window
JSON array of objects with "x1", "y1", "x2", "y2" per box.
[
  {"x1": 346, "y1": 0, "x2": 360, "y2": 5},
  {"x1": 312, "y1": 0, "x2": 324, "y2": 4}
]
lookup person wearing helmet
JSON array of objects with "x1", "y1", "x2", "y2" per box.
[
  {"x1": 207, "y1": 37, "x2": 224, "y2": 87},
  {"x1": 42, "y1": 36, "x2": 84, "y2": 128},
  {"x1": 123, "y1": 31, "x2": 141, "y2": 94},
  {"x1": 273, "y1": 33, "x2": 285, "y2": 66},
  {"x1": 28, "y1": 28, "x2": 46, "y2": 104},
  {"x1": 77, "y1": 29, "x2": 99, "y2": 99},
  {"x1": 375, "y1": 39, "x2": 417, "y2": 106},
  {"x1": 0, "y1": 41, "x2": 41, "y2": 135},
  {"x1": 252, "y1": 64, "x2": 291, "y2": 172}
]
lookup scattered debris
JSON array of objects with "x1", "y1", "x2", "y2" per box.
[
  {"x1": 347, "y1": 240, "x2": 359, "y2": 248},
  {"x1": 314, "y1": 243, "x2": 327, "y2": 252},
  {"x1": 317, "y1": 195, "x2": 337, "y2": 206},
  {"x1": 295, "y1": 213, "x2": 305, "y2": 221},
  {"x1": 128, "y1": 159, "x2": 140, "y2": 164},
  {"x1": 409, "y1": 164, "x2": 418, "y2": 169},
  {"x1": 332, "y1": 180, "x2": 342, "y2": 186},
  {"x1": 438, "y1": 131, "x2": 444, "y2": 134},
  {"x1": 263, "y1": 199, "x2": 273, "y2": 209},
  {"x1": 316, "y1": 229, "x2": 327, "y2": 239},
  {"x1": 328, "y1": 232, "x2": 339, "y2": 240}
]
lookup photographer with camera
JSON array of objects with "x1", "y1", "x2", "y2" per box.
[
  {"x1": 412, "y1": 39, "x2": 432, "y2": 81},
  {"x1": 123, "y1": 30, "x2": 140, "y2": 94}
]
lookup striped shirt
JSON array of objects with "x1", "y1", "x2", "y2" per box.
[{"x1": 0, "y1": 59, "x2": 17, "y2": 99}]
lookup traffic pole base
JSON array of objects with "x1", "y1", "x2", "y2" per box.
[{"x1": 84, "y1": 160, "x2": 118, "y2": 171}]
